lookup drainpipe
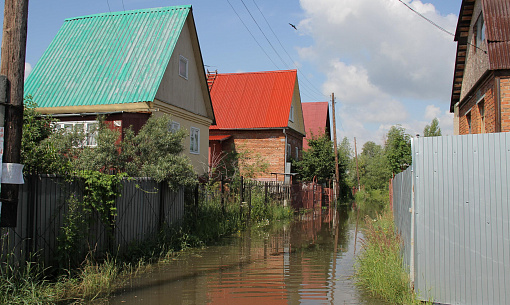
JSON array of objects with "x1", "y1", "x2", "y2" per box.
[
  {"x1": 495, "y1": 76, "x2": 501, "y2": 132},
  {"x1": 283, "y1": 128, "x2": 288, "y2": 164}
]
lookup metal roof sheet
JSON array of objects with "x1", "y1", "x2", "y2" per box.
[
  {"x1": 24, "y1": 5, "x2": 191, "y2": 108},
  {"x1": 301, "y1": 102, "x2": 330, "y2": 150},
  {"x1": 209, "y1": 70, "x2": 297, "y2": 130}
]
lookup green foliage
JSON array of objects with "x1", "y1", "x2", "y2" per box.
[
  {"x1": 385, "y1": 125, "x2": 412, "y2": 175},
  {"x1": 79, "y1": 170, "x2": 123, "y2": 227},
  {"x1": 294, "y1": 133, "x2": 335, "y2": 184},
  {"x1": 124, "y1": 115, "x2": 197, "y2": 189},
  {"x1": 57, "y1": 195, "x2": 89, "y2": 269},
  {"x1": 358, "y1": 141, "x2": 392, "y2": 190},
  {"x1": 354, "y1": 188, "x2": 388, "y2": 217},
  {"x1": 354, "y1": 211, "x2": 424, "y2": 304},
  {"x1": 423, "y1": 117, "x2": 442, "y2": 137}
]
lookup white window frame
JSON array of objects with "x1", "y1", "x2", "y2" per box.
[
  {"x1": 179, "y1": 55, "x2": 188, "y2": 80},
  {"x1": 190, "y1": 127, "x2": 200, "y2": 154},
  {"x1": 56, "y1": 120, "x2": 98, "y2": 147},
  {"x1": 289, "y1": 104, "x2": 294, "y2": 122},
  {"x1": 169, "y1": 121, "x2": 180, "y2": 133}
]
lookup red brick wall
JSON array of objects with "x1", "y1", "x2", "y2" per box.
[
  {"x1": 458, "y1": 75, "x2": 496, "y2": 134},
  {"x1": 209, "y1": 129, "x2": 303, "y2": 181},
  {"x1": 501, "y1": 77, "x2": 510, "y2": 132}
]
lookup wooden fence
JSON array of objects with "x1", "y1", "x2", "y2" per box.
[{"x1": 0, "y1": 175, "x2": 185, "y2": 267}]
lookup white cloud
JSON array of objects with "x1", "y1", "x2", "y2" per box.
[
  {"x1": 24, "y1": 63, "x2": 32, "y2": 80},
  {"x1": 424, "y1": 104, "x2": 441, "y2": 120},
  {"x1": 298, "y1": 0, "x2": 457, "y2": 145}
]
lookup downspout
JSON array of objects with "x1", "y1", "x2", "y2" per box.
[
  {"x1": 283, "y1": 128, "x2": 287, "y2": 164},
  {"x1": 495, "y1": 76, "x2": 501, "y2": 132}
]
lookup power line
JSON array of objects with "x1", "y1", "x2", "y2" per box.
[
  {"x1": 396, "y1": 0, "x2": 487, "y2": 53},
  {"x1": 251, "y1": 0, "x2": 328, "y2": 99},
  {"x1": 226, "y1": 0, "x2": 281, "y2": 70}
]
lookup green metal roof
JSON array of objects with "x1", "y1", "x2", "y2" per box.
[{"x1": 24, "y1": 5, "x2": 191, "y2": 108}]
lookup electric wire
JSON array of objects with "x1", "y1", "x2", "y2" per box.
[
  {"x1": 397, "y1": 0, "x2": 487, "y2": 53},
  {"x1": 251, "y1": 0, "x2": 328, "y2": 99},
  {"x1": 226, "y1": 0, "x2": 281, "y2": 70}
]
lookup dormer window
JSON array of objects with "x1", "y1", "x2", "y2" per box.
[{"x1": 179, "y1": 55, "x2": 188, "y2": 79}]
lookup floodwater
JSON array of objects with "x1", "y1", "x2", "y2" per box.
[{"x1": 105, "y1": 208, "x2": 387, "y2": 304}]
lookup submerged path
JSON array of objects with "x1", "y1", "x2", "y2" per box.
[{"x1": 105, "y1": 208, "x2": 387, "y2": 304}]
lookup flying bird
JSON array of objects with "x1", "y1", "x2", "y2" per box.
[{"x1": 289, "y1": 23, "x2": 297, "y2": 30}]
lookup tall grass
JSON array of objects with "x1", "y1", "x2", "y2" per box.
[{"x1": 354, "y1": 211, "x2": 428, "y2": 305}]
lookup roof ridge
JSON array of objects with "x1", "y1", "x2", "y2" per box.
[
  {"x1": 65, "y1": 5, "x2": 191, "y2": 22},
  {"x1": 216, "y1": 69, "x2": 297, "y2": 76}
]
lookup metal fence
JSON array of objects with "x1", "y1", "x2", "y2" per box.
[
  {"x1": 392, "y1": 133, "x2": 510, "y2": 305},
  {"x1": 1, "y1": 175, "x2": 185, "y2": 267}
]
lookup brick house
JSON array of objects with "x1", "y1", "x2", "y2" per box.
[
  {"x1": 23, "y1": 6, "x2": 215, "y2": 175},
  {"x1": 301, "y1": 102, "x2": 331, "y2": 150},
  {"x1": 208, "y1": 70, "x2": 305, "y2": 181},
  {"x1": 451, "y1": 0, "x2": 510, "y2": 134}
]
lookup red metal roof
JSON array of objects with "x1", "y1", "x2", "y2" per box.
[
  {"x1": 209, "y1": 135, "x2": 231, "y2": 142},
  {"x1": 208, "y1": 70, "x2": 297, "y2": 130},
  {"x1": 302, "y1": 102, "x2": 330, "y2": 150}
]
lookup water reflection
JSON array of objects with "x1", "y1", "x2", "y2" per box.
[{"x1": 105, "y1": 208, "x2": 386, "y2": 304}]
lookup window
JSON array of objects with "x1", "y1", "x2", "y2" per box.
[
  {"x1": 286, "y1": 143, "x2": 291, "y2": 159},
  {"x1": 466, "y1": 113, "x2": 472, "y2": 134},
  {"x1": 179, "y1": 55, "x2": 188, "y2": 79},
  {"x1": 478, "y1": 101, "x2": 485, "y2": 133},
  {"x1": 169, "y1": 121, "x2": 180, "y2": 133},
  {"x1": 190, "y1": 127, "x2": 200, "y2": 154},
  {"x1": 56, "y1": 121, "x2": 98, "y2": 147},
  {"x1": 474, "y1": 14, "x2": 485, "y2": 49},
  {"x1": 295, "y1": 147, "x2": 299, "y2": 160},
  {"x1": 289, "y1": 104, "x2": 294, "y2": 122}
]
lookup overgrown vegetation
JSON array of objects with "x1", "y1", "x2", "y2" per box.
[{"x1": 354, "y1": 211, "x2": 429, "y2": 305}]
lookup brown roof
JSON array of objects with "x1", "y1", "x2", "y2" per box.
[{"x1": 450, "y1": 0, "x2": 510, "y2": 111}]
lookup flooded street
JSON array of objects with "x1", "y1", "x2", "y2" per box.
[{"x1": 106, "y1": 208, "x2": 386, "y2": 304}]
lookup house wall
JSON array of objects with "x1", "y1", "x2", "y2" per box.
[
  {"x1": 287, "y1": 78, "x2": 306, "y2": 136},
  {"x1": 153, "y1": 101, "x2": 211, "y2": 176},
  {"x1": 210, "y1": 129, "x2": 303, "y2": 181},
  {"x1": 458, "y1": 75, "x2": 510, "y2": 135},
  {"x1": 155, "y1": 16, "x2": 210, "y2": 119},
  {"x1": 459, "y1": 0, "x2": 490, "y2": 102}
]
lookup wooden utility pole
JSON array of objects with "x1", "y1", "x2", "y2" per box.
[
  {"x1": 354, "y1": 137, "x2": 360, "y2": 191},
  {"x1": 0, "y1": 0, "x2": 30, "y2": 227},
  {"x1": 331, "y1": 93, "x2": 340, "y2": 201}
]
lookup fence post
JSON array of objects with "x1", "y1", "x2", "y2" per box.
[
  {"x1": 158, "y1": 180, "x2": 165, "y2": 231},
  {"x1": 194, "y1": 183, "x2": 199, "y2": 225},
  {"x1": 264, "y1": 182, "x2": 268, "y2": 206},
  {"x1": 220, "y1": 175, "x2": 225, "y2": 216},
  {"x1": 240, "y1": 176, "x2": 244, "y2": 218}
]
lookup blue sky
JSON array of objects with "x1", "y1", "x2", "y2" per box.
[{"x1": 1, "y1": 0, "x2": 462, "y2": 146}]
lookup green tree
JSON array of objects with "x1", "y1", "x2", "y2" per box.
[
  {"x1": 423, "y1": 117, "x2": 442, "y2": 137},
  {"x1": 294, "y1": 133, "x2": 335, "y2": 184},
  {"x1": 359, "y1": 141, "x2": 391, "y2": 190},
  {"x1": 385, "y1": 125, "x2": 412, "y2": 174}
]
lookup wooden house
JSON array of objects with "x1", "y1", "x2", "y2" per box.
[{"x1": 23, "y1": 5, "x2": 215, "y2": 175}]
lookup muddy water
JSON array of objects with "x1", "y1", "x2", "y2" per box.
[{"x1": 106, "y1": 208, "x2": 387, "y2": 304}]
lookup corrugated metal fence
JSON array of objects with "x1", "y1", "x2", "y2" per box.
[
  {"x1": 392, "y1": 133, "x2": 510, "y2": 305},
  {"x1": 1, "y1": 175, "x2": 185, "y2": 266}
]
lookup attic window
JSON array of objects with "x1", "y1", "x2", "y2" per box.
[
  {"x1": 179, "y1": 55, "x2": 188, "y2": 79},
  {"x1": 474, "y1": 14, "x2": 485, "y2": 50},
  {"x1": 289, "y1": 104, "x2": 294, "y2": 122}
]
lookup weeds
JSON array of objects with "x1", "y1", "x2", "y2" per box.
[{"x1": 354, "y1": 210, "x2": 428, "y2": 305}]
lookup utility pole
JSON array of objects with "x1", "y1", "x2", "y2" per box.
[
  {"x1": 331, "y1": 93, "x2": 340, "y2": 202},
  {"x1": 354, "y1": 137, "x2": 360, "y2": 191},
  {"x1": 0, "y1": 0, "x2": 30, "y2": 227}
]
